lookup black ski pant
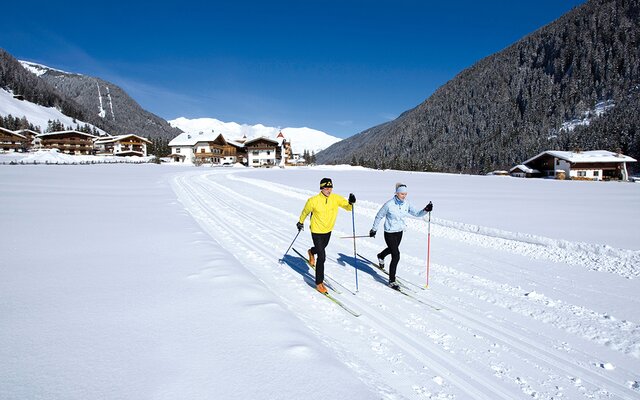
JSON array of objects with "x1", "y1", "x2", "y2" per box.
[
  {"x1": 310, "y1": 232, "x2": 332, "y2": 285},
  {"x1": 378, "y1": 231, "x2": 403, "y2": 283}
]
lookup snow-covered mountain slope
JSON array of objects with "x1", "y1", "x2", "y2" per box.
[
  {"x1": 19, "y1": 61, "x2": 75, "y2": 77},
  {"x1": 0, "y1": 88, "x2": 105, "y2": 134},
  {"x1": 17, "y1": 59, "x2": 181, "y2": 139},
  {"x1": 169, "y1": 117, "x2": 341, "y2": 154}
]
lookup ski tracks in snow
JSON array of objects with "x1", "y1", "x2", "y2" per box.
[{"x1": 172, "y1": 170, "x2": 640, "y2": 400}]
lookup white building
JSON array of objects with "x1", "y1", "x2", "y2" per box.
[
  {"x1": 517, "y1": 150, "x2": 637, "y2": 181},
  {"x1": 244, "y1": 137, "x2": 280, "y2": 167},
  {"x1": 94, "y1": 134, "x2": 151, "y2": 157},
  {"x1": 168, "y1": 131, "x2": 216, "y2": 163},
  {"x1": 168, "y1": 131, "x2": 245, "y2": 165}
]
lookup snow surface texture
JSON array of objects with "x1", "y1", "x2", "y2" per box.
[
  {"x1": 1, "y1": 164, "x2": 639, "y2": 400},
  {"x1": 0, "y1": 149, "x2": 153, "y2": 164}
]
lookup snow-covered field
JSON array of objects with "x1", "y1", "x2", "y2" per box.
[{"x1": 1, "y1": 163, "x2": 639, "y2": 399}]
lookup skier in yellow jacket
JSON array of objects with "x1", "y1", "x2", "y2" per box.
[{"x1": 297, "y1": 177, "x2": 356, "y2": 294}]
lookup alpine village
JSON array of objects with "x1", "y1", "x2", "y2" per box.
[{"x1": 1, "y1": 0, "x2": 638, "y2": 181}]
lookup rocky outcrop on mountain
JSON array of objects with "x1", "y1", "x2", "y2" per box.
[{"x1": 316, "y1": 0, "x2": 639, "y2": 174}]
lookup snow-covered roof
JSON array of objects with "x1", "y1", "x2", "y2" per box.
[
  {"x1": 36, "y1": 130, "x2": 98, "y2": 139},
  {"x1": 14, "y1": 129, "x2": 40, "y2": 136},
  {"x1": 0, "y1": 127, "x2": 27, "y2": 139},
  {"x1": 169, "y1": 131, "x2": 219, "y2": 146},
  {"x1": 169, "y1": 131, "x2": 247, "y2": 148},
  {"x1": 244, "y1": 136, "x2": 279, "y2": 145},
  {"x1": 524, "y1": 150, "x2": 636, "y2": 165},
  {"x1": 509, "y1": 164, "x2": 540, "y2": 174},
  {"x1": 226, "y1": 140, "x2": 245, "y2": 148},
  {"x1": 94, "y1": 134, "x2": 151, "y2": 144}
]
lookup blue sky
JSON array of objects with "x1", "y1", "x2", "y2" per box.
[{"x1": 2, "y1": 0, "x2": 585, "y2": 138}]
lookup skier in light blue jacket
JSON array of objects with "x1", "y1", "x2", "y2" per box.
[{"x1": 369, "y1": 183, "x2": 433, "y2": 289}]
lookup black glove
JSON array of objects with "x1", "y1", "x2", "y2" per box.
[
  {"x1": 424, "y1": 201, "x2": 433, "y2": 212},
  {"x1": 348, "y1": 193, "x2": 356, "y2": 204},
  {"x1": 369, "y1": 229, "x2": 376, "y2": 238},
  {"x1": 296, "y1": 222, "x2": 304, "y2": 231}
]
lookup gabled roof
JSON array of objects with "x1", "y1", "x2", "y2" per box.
[
  {"x1": 94, "y1": 134, "x2": 151, "y2": 144},
  {"x1": 244, "y1": 136, "x2": 279, "y2": 146},
  {"x1": 524, "y1": 150, "x2": 636, "y2": 165},
  {"x1": 226, "y1": 140, "x2": 245, "y2": 148},
  {"x1": 36, "y1": 130, "x2": 98, "y2": 139},
  {"x1": 0, "y1": 127, "x2": 27, "y2": 139},
  {"x1": 14, "y1": 129, "x2": 40, "y2": 136},
  {"x1": 169, "y1": 131, "x2": 220, "y2": 146},
  {"x1": 509, "y1": 164, "x2": 540, "y2": 174}
]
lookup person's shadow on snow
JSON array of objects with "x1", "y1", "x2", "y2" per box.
[
  {"x1": 279, "y1": 254, "x2": 316, "y2": 289},
  {"x1": 335, "y1": 252, "x2": 387, "y2": 285}
]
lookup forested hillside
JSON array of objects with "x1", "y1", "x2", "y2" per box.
[
  {"x1": 317, "y1": 0, "x2": 639, "y2": 175},
  {"x1": 0, "y1": 49, "x2": 181, "y2": 142}
]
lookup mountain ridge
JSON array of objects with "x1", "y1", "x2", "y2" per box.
[
  {"x1": 19, "y1": 60, "x2": 183, "y2": 140},
  {"x1": 316, "y1": 0, "x2": 640, "y2": 174}
]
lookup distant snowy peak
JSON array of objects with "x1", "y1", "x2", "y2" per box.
[{"x1": 169, "y1": 117, "x2": 341, "y2": 154}]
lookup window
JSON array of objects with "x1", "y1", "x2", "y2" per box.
[
  {"x1": 252, "y1": 150, "x2": 259, "y2": 155},
  {"x1": 594, "y1": 171, "x2": 599, "y2": 177},
  {"x1": 578, "y1": 171, "x2": 586, "y2": 177},
  {"x1": 176, "y1": 148, "x2": 181, "y2": 153},
  {"x1": 200, "y1": 148, "x2": 206, "y2": 153}
]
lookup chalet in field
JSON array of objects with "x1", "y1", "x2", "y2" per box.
[
  {"x1": 508, "y1": 165, "x2": 540, "y2": 178},
  {"x1": 192, "y1": 134, "x2": 243, "y2": 165},
  {"x1": 168, "y1": 131, "x2": 244, "y2": 165},
  {"x1": 511, "y1": 150, "x2": 637, "y2": 181},
  {"x1": 36, "y1": 130, "x2": 97, "y2": 155},
  {"x1": 0, "y1": 127, "x2": 29, "y2": 152},
  {"x1": 94, "y1": 134, "x2": 151, "y2": 157},
  {"x1": 244, "y1": 136, "x2": 281, "y2": 167}
]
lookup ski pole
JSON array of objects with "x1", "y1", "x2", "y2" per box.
[
  {"x1": 340, "y1": 235, "x2": 370, "y2": 239},
  {"x1": 282, "y1": 229, "x2": 301, "y2": 261},
  {"x1": 425, "y1": 207, "x2": 432, "y2": 288},
  {"x1": 351, "y1": 206, "x2": 359, "y2": 292}
]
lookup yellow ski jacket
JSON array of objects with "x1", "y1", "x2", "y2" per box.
[{"x1": 299, "y1": 192, "x2": 352, "y2": 234}]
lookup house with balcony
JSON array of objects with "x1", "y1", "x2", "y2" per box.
[
  {"x1": 192, "y1": 134, "x2": 242, "y2": 165},
  {"x1": 14, "y1": 129, "x2": 41, "y2": 150},
  {"x1": 0, "y1": 127, "x2": 29, "y2": 152},
  {"x1": 512, "y1": 150, "x2": 637, "y2": 181},
  {"x1": 36, "y1": 130, "x2": 97, "y2": 155},
  {"x1": 244, "y1": 137, "x2": 281, "y2": 167},
  {"x1": 94, "y1": 134, "x2": 151, "y2": 157},
  {"x1": 168, "y1": 131, "x2": 245, "y2": 165}
]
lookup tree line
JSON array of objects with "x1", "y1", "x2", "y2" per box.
[{"x1": 317, "y1": 0, "x2": 639, "y2": 175}]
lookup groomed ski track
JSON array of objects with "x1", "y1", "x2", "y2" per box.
[{"x1": 171, "y1": 169, "x2": 640, "y2": 400}]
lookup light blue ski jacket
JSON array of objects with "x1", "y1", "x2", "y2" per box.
[{"x1": 371, "y1": 196, "x2": 427, "y2": 233}]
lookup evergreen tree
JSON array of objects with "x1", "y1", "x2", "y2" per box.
[{"x1": 46, "y1": 119, "x2": 65, "y2": 132}]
